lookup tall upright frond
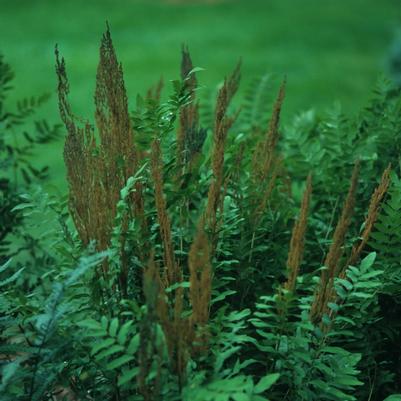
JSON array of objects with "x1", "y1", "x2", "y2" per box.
[{"x1": 285, "y1": 174, "x2": 312, "y2": 291}]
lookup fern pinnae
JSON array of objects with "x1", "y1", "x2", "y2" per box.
[{"x1": 243, "y1": 73, "x2": 273, "y2": 131}]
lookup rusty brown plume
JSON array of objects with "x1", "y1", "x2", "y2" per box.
[
  {"x1": 188, "y1": 219, "x2": 212, "y2": 352},
  {"x1": 285, "y1": 174, "x2": 312, "y2": 292},
  {"x1": 252, "y1": 78, "x2": 286, "y2": 183},
  {"x1": 345, "y1": 163, "x2": 391, "y2": 269},
  {"x1": 150, "y1": 138, "x2": 180, "y2": 287},
  {"x1": 310, "y1": 161, "x2": 360, "y2": 322},
  {"x1": 205, "y1": 61, "x2": 241, "y2": 235},
  {"x1": 56, "y1": 28, "x2": 146, "y2": 292},
  {"x1": 250, "y1": 79, "x2": 286, "y2": 225},
  {"x1": 176, "y1": 46, "x2": 201, "y2": 175}
]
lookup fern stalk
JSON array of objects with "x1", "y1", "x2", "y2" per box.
[
  {"x1": 311, "y1": 161, "x2": 360, "y2": 323},
  {"x1": 285, "y1": 173, "x2": 312, "y2": 291}
]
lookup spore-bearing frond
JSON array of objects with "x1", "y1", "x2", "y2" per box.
[{"x1": 56, "y1": 28, "x2": 143, "y2": 284}]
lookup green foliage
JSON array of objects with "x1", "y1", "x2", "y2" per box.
[
  {"x1": 368, "y1": 173, "x2": 401, "y2": 397},
  {"x1": 0, "y1": 251, "x2": 107, "y2": 401},
  {"x1": 370, "y1": 172, "x2": 401, "y2": 273},
  {"x1": 79, "y1": 315, "x2": 140, "y2": 386},
  {"x1": 2, "y1": 31, "x2": 401, "y2": 401},
  {"x1": 0, "y1": 52, "x2": 61, "y2": 264},
  {"x1": 384, "y1": 396, "x2": 401, "y2": 401},
  {"x1": 182, "y1": 373, "x2": 279, "y2": 401}
]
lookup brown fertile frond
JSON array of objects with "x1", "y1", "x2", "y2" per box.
[
  {"x1": 55, "y1": 47, "x2": 74, "y2": 130},
  {"x1": 205, "y1": 62, "x2": 241, "y2": 234},
  {"x1": 214, "y1": 60, "x2": 241, "y2": 133},
  {"x1": 188, "y1": 221, "x2": 212, "y2": 352},
  {"x1": 324, "y1": 160, "x2": 360, "y2": 279},
  {"x1": 63, "y1": 122, "x2": 97, "y2": 246},
  {"x1": 285, "y1": 174, "x2": 312, "y2": 292},
  {"x1": 181, "y1": 45, "x2": 197, "y2": 92},
  {"x1": 144, "y1": 254, "x2": 171, "y2": 343},
  {"x1": 95, "y1": 26, "x2": 137, "y2": 183},
  {"x1": 310, "y1": 161, "x2": 360, "y2": 323},
  {"x1": 143, "y1": 253, "x2": 163, "y2": 313},
  {"x1": 177, "y1": 102, "x2": 200, "y2": 170},
  {"x1": 151, "y1": 139, "x2": 179, "y2": 287},
  {"x1": 144, "y1": 253, "x2": 190, "y2": 386},
  {"x1": 177, "y1": 47, "x2": 204, "y2": 175},
  {"x1": 253, "y1": 155, "x2": 282, "y2": 220},
  {"x1": 95, "y1": 27, "x2": 146, "y2": 248},
  {"x1": 56, "y1": 47, "x2": 105, "y2": 248},
  {"x1": 249, "y1": 79, "x2": 286, "y2": 226},
  {"x1": 253, "y1": 78, "x2": 286, "y2": 183},
  {"x1": 57, "y1": 29, "x2": 145, "y2": 285},
  {"x1": 346, "y1": 163, "x2": 391, "y2": 269}
]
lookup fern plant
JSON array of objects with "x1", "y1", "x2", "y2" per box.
[{"x1": 2, "y1": 28, "x2": 401, "y2": 401}]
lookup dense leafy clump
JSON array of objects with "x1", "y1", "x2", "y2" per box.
[{"x1": 1, "y1": 28, "x2": 401, "y2": 401}]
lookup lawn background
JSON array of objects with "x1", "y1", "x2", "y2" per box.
[{"x1": 1, "y1": 0, "x2": 400, "y2": 192}]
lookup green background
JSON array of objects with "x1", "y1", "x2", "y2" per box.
[{"x1": 1, "y1": 0, "x2": 400, "y2": 191}]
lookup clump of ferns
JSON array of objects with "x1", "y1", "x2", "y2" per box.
[
  {"x1": 56, "y1": 26, "x2": 234, "y2": 390},
  {"x1": 282, "y1": 80, "x2": 401, "y2": 258},
  {"x1": 249, "y1": 159, "x2": 392, "y2": 400},
  {"x1": 53, "y1": 25, "x2": 400, "y2": 401}
]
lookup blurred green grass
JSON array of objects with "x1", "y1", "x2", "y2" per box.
[{"x1": 1, "y1": 0, "x2": 400, "y2": 192}]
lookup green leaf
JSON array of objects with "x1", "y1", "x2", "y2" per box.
[
  {"x1": 106, "y1": 354, "x2": 135, "y2": 370},
  {"x1": 383, "y1": 396, "x2": 401, "y2": 401},
  {"x1": 352, "y1": 292, "x2": 371, "y2": 299},
  {"x1": 327, "y1": 302, "x2": 339, "y2": 312},
  {"x1": 95, "y1": 344, "x2": 125, "y2": 361},
  {"x1": 165, "y1": 281, "x2": 190, "y2": 293},
  {"x1": 211, "y1": 290, "x2": 237, "y2": 305},
  {"x1": 11, "y1": 202, "x2": 34, "y2": 212},
  {"x1": 0, "y1": 259, "x2": 12, "y2": 274},
  {"x1": 127, "y1": 334, "x2": 140, "y2": 354},
  {"x1": 335, "y1": 376, "x2": 363, "y2": 386},
  {"x1": 254, "y1": 373, "x2": 280, "y2": 393},
  {"x1": 109, "y1": 318, "x2": 119, "y2": 337},
  {"x1": 214, "y1": 346, "x2": 241, "y2": 373},
  {"x1": 101, "y1": 316, "x2": 108, "y2": 331},
  {"x1": 188, "y1": 66, "x2": 205, "y2": 76},
  {"x1": 251, "y1": 396, "x2": 270, "y2": 401},
  {"x1": 359, "y1": 252, "x2": 376, "y2": 270},
  {"x1": 118, "y1": 367, "x2": 140, "y2": 387},
  {"x1": 0, "y1": 267, "x2": 24, "y2": 288},
  {"x1": 117, "y1": 320, "x2": 134, "y2": 345},
  {"x1": 77, "y1": 319, "x2": 101, "y2": 331},
  {"x1": 1, "y1": 357, "x2": 25, "y2": 386},
  {"x1": 232, "y1": 393, "x2": 250, "y2": 401},
  {"x1": 91, "y1": 338, "x2": 115, "y2": 356}
]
